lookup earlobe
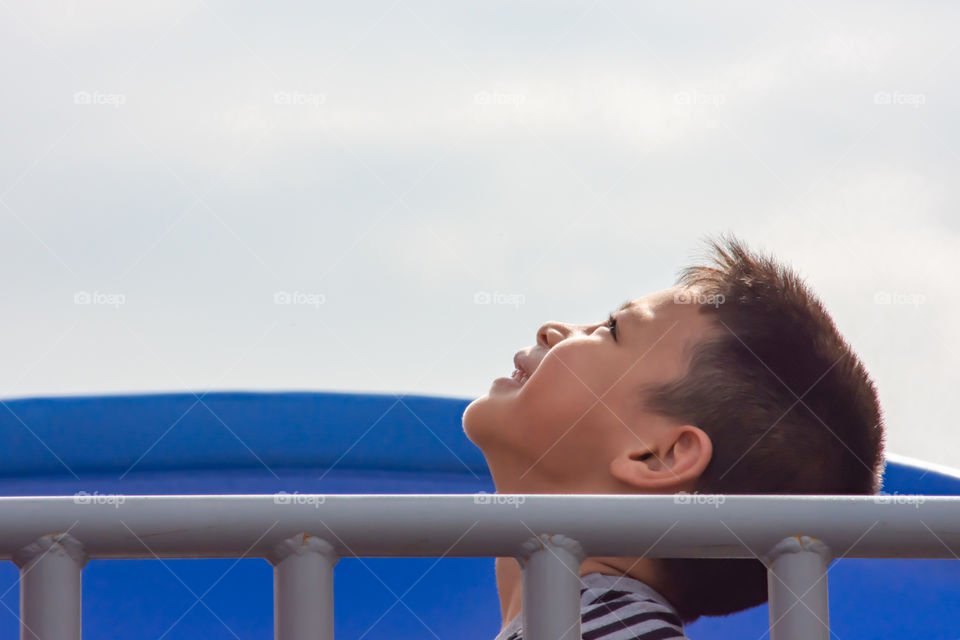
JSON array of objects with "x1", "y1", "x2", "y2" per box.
[{"x1": 609, "y1": 426, "x2": 712, "y2": 491}]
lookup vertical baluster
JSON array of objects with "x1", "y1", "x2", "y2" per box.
[
  {"x1": 268, "y1": 533, "x2": 338, "y2": 640},
  {"x1": 764, "y1": 535, "x2": 832, "y2": 640},
  {"x1": 13, "y1": 533, "x2": 88, "y2": 640},
  {"x1": 517, "y1": 534, "x2": 585, "y2": 640}
]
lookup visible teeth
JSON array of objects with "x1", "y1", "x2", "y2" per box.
[{"x1": 512, "y1": 369, "x2": 528, "y2": 384}]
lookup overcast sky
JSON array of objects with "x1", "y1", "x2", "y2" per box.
[{"x1": 1, "y1": 1, "x2": 958, "y2": 469}]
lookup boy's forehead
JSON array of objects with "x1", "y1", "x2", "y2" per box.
[
  {"x1": 622, "y1": 287, "x2": 712, "y2": 367},
  {"x1": 624, "y1": 287, "x2": 684, "y2": 315}
]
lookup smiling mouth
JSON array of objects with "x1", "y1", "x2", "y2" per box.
[{"x1": 511, "y1": 368, "x2": 530, "y2": 385}]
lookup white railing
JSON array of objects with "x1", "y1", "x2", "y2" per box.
[{"x1": 1, "y1": 494, "x2": 957, "y2": 640}]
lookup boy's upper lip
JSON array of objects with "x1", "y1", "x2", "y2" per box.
[{"x1": 514, "y1": 352, "x2": 536, "y2": 378}]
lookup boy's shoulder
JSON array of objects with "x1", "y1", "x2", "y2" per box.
[{"x1": 495, "y1": 572, "x2": 688, "y2": 640}]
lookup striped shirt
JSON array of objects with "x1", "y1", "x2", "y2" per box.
[{"x1": 494, "y1": 572, "x2": 688, "y2": 640}]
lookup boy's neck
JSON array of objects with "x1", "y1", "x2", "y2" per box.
[{"x1": 496, "y1": 555, "x2": 668, "y2": 630}]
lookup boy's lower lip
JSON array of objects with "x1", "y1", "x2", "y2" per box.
[{"x1": 493, "y1": 376, "x2": 521, "y2": 388}]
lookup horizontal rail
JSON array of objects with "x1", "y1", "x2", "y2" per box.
[{"x1": 0, "y1": 494, "x2": 956, "y2": 561}]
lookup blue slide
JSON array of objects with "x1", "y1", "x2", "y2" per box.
[{"x1": 1, "y1": 391, "x2": 957, "y2": 639}]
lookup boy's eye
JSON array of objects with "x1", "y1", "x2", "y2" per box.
[{"x1": 605, "y1": 313, "x2": 618, "y2": 342}]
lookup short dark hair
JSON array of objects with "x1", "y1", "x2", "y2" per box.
[{"x1": 641, "y1": 233, "x2": 886, "y2": 624}]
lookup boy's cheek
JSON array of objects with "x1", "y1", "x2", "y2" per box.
[
  {"x1": 512, "y1": 399, "x2": 594, "y2": 458},
  {"x1": 533, "y1": 347, "x2": 612, "y2": 397},
  {"x1": 522, "y1": 369, "x2": 597, "y2": 422}
]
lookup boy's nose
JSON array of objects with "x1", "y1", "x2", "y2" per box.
[
  {"x1": 537, "y1": 321, "x2": 587, "y2": 347},
  {"x1": 537, "y1": 322, "x2": 564, "y2": 348}
]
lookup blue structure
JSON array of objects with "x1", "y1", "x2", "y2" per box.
[{"x1": 1, "y1": 391, "x2": 957, "y2": 639}]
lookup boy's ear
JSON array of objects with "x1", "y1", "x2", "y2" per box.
[{"x1": 609, "y1": 425, "x2": 713, "y2": 492}]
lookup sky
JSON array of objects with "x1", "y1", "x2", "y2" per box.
[{"x1": 1, "y1": 1, "x2": 958, "y2": 469}]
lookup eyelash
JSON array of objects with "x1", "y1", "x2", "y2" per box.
[{"x1": 605, "y1": 313, "x2": 618, "y2": 341}]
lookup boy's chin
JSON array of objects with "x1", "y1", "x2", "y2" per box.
[
  {"x1": 461, "y1": 397, "x2": 488, "y2": 444},
  {"x1": 462, "y1": 395, "x2": 513, "y2": 449}
]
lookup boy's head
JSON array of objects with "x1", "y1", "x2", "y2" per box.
[
  {"x1": 463, "y1": 283, "x2": 717, "y2": 495},
  {"x1": 462, "y1": 233, "x2": 885, "y2": 623}
]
